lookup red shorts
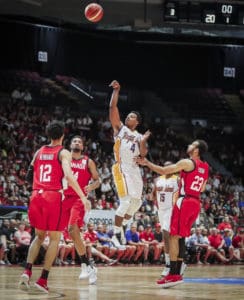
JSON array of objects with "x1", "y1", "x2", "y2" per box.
[
  {"x1": 60, "y1": 195, "x2": 85, "y2": 229},
  {"x1": 28, "y1": 190, "x2": 63, "y2": 231},
  {"x1": 170, "y1": 197, "x2": 200, "y2": 237}
]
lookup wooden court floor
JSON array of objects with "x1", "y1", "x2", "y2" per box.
[{"x1": 0, "y1": 264, "x2": 244, "y2": 300}]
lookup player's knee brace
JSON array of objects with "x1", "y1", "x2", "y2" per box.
[{"x1": 116, "y1": 196, "x2": 131, "y2": 217}]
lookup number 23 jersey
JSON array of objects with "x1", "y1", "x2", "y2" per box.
[{"x1": 179, "y1": 158, "x2": 209, "y2": 199}]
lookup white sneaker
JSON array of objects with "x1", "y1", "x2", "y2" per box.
[
  {"x1": 161, "y1": 265, "x2": 170, "y2": 277},
  {"x1": 79, "y1": 263, "x2": 89, "y2": 279},
  {"x1": 0, "y1": 260, "x2": 5, "y2": 265},
  {"x1": 88, "y1": 266, "x2": 97, "y2": 285},
  {"x1": 180, "y1": 262, "x2": 187, "y2": 275}
]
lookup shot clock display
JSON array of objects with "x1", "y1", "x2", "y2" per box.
[{"x1": 163, "y1": 1, "x2": 244, "y2": 26}]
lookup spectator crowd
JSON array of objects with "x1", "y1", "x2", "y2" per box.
[{"x1": 0, "y1": 88, "x2": 244, "y2": 266}]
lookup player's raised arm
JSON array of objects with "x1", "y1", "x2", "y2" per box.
[
  {"x1": 139, "y1": 130, "x2": 151, "y2": 158},
  {"x1": 109, "y1": 80, "x2": 122, "y2": 134}
]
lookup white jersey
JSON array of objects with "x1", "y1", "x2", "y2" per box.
[
  {"x1": 113, "y1": 125, "x2": 142, "y2": 168},
  {"x1": 112, "y1": 125, "x2": 143, "y2": 199},
  {"x1": 155, "y1": 175, "x2": 179, "y2": 211},
  {"x1": 155, "y1": 174, "x2": 179, "y2": 231}
]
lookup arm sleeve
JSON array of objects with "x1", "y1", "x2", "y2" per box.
[{"x1": 26, "y1": 165, "x2": 34, "y2": 185}]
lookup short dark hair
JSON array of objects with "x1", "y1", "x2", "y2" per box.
[
  {"x1": 196, "y1": 139, "x2": 208, "y2": 157},
  {"x1": 46, "y1": 121, "x2": 64, "y2": 140},
  {"x1": 131, "y1": 111, "x2": 142, "y2": 124},
  {"x1": 70, "y1": 135, "x2": 83, "y2": 144}
]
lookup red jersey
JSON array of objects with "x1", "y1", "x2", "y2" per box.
[
  {"x1": 217, "y1": 222, "x2": 232, "y2": 231},
  {"x1": 179, "y1": 158, "x2": 209, "y2": 199},
  {"x1": 139, "y1": 231, "x2": 155, "y2": 242},
  {"x1": 208, "y1": 234, "x2": 223, "y2": 249},
  {"x1": 64, "y1": 155, "x2": 91, "y2": 196},
  {"x1": 232, "y1": 235, "x2": 244, "y2": 248},
  {"x1": 33, "y1": 145, "x2": 64, "y2": 191},
  {"x1": 84, "y1": 230, "x2": 98, "y2": 243}
]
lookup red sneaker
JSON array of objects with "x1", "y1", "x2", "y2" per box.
[
  {"x1": 35, "y1": 278, "x2": 49, "y2": 293},
  {"x1": 19, "y1": 269, "x2": 32, "y2": 289},
  {"x1": 157, "y1": 274, "x2": 183, "y2": 288}
]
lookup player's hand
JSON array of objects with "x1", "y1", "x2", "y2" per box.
[
  {"x1": 141, "y1": 130, "x2": 151, "y2": 142},
  {"x1": 135, "y1": 156, "x2": 149, "y2": 166},
  {"x1": 109, "y1": 80, "x2": 120, "y2": 91},
  {"x1": 84, "y1": 184, "x2": 92, "y2": 193},
  {"x1": 85, "y1": 199, "x2": 91, "y2": 212}
]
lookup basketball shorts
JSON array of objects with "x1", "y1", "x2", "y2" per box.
[
  {"x1": 170, "y1": 197, "x2": 200, "y2": 237},
  {"x1": 28, "y1": 190, "x2": 63, "y2": 231},
  {"x1": 158, "y1": 207, "x2": 173, "y2": 232},
  {"x1": 61, "y1": 195, "x2": 85, "y2": 229},
  {"x1": 112, "y1": 163, "x2": 143, "y2": 199}
]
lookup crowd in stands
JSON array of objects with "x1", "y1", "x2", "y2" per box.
[{"x1": 0, "y1": 86, "x2": 244, "y2": 266}]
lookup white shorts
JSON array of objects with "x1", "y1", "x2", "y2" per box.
[
  {"x1": 112, "y1": 163, "x2": 143, "y2": 199},
  {"x1": 158, "y1": 208, "x2": 173, "y2": 232}
]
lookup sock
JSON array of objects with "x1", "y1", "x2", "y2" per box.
[
  {"x1": 40, "y1": 269, "x2": 49, "y2": 280},
  {"x1": 80, "y1": 255, "x2": 89, "y2": 265},
  {"x1": 170, "y1": 261, "x2": 177, "y2": 275},
  {"x1": 165, "y1": 253, "x2": 170, "y2": 266},
  {"x1": 176, "y1": 260, "x2": 183, "y2": 275},
  {"x1": 114, "y1": 226, "x2": 121, "y2": 234},
  {"x1": 122, "y1": 219, "x2": 129, "y2": 226},
  {"x1": 26, "y1": 263, "x2": 33, "y2": 271}
]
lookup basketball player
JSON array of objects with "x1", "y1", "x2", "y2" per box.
[
  {"x1": 152, "y1": 161, "x2": 179, "y2": 277},
  {"x1": 109, "y1": 80, "x2": 151, "y2": 240},
  {"x1": 62, "y1": 135, "x2": 100, "y2": 284},
  {"x1": 137, "y1": 140, "x2": 209, "y2": 288},
  {"x1": 19, "y1": 121, "x2": 89, "y2": 293}
]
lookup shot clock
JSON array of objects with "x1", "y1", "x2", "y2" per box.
[{"x1": 163, "y1": 1, "x2": 244, "y2": 26}]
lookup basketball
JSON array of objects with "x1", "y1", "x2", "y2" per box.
[{"x1": 84, "y1": 3, "x2": 104, "y2": 23}]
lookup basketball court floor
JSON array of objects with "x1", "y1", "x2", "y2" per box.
[{"x1": 0, "y1": 264, "x2": 243, "y2": 300}]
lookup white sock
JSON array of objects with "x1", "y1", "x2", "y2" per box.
[
  {"x1": 122, "y1": 219, "x2": 129, "y2": 226},
  {"x1": 165, "y1": 253, "x2": 170, "y2": 266},
  {"x1": 114, "y1": 226, "x2": 121, "y2": 234}
]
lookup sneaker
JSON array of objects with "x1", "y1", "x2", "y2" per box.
[
  {"x1": 79, "y1": 264, "x2": 96, "y2": 280},
  {"x1": 180, "y1": 262, "x2": 187, "y2": 275},
  {"x1": 161, "y1": 265, "x2": 170, "y2": 277},
  {"x1": 0, "y1": 260, "x2": 5, "y2": 265},
  {"x1": 88, "y1": 266, "x2": 97, "y2": 285},
  {"x1": 107, "y1": 259, "x2": 117, "y2": 266},
  {"x1": 35, "y1": 278, "x2": 49, "y2": 293},
  {"x1": 79, "y1": 263, "x2": 89, "y2": 279},
  {"x1": 19, "y1": 270, "x2": 32, "y2": 289},
  {"x1": 157, "y1": 274, "x2": 183, "y2": 288}
]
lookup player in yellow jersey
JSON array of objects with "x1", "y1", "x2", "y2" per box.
[{"x1": 109, "y1": 80, "x2": 151, "y2": 240}]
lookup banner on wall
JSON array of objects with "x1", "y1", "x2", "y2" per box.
[{"x1": 84, "y1": 209, "x2": 116, "y2": 229}]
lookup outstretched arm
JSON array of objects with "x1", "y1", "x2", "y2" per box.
[
  {"x1": 109, "y1": 80, "x2": 122, "y2": 134},
  {"x1": 136, "y1": 157, "x2": 194, "y2": 175}
]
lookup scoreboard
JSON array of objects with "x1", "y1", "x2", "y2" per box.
[{"x1": 163, "y1": 1, "x2": 244, "y2": 26}]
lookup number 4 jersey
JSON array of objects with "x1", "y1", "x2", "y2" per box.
[
  {"x1": 33, "y1": 145, "x2": 64, "y2": 191},
  {"x1": 179, "y1": 158, "x2": 209, "y2": 199}
]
